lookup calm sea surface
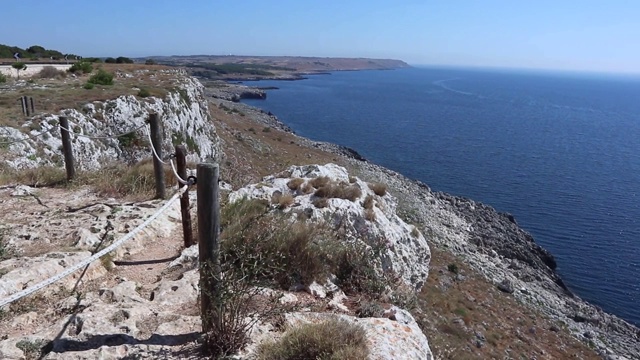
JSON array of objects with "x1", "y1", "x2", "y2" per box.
[{"x1": 242, "y1": 67, "x2": 640, "y2": 326}]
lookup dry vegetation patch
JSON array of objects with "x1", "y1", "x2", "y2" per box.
[
  {"x1": 257, "y1": 318, "x2": 369, "y2": 360},
  {"x1": 0, "y1": 64, "x2": 177, "y2": 128}
]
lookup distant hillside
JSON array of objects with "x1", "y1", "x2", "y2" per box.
[
  {"x1": 0, "y1": 44, "x2": 79, "y2": 61},
  {"x1": 143, "y1": 55, "x2": 411, "y2": 80}
]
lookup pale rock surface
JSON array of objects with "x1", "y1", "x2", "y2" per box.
[
  {"x1": 0, "y1": 251, "x2": 108, "y2": 301},
  {"x1": 229, "y1": 163, "x2": 431, "y2": 290}
]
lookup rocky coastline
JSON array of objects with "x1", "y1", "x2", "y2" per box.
[{"x1": 214, "y1": 81, "x2": 640, "y2": 359}]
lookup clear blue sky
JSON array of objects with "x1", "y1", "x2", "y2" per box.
[{"x1": 2, "y1": 0, "x2": 639, "y2": 74}]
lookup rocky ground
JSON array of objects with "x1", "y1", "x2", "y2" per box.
[{"x1": 1, "y1": 71, "x2": 638, "y2": 360}]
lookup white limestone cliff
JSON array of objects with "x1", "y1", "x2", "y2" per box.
[{"x1": 0, "y1": 75, "x2": 219, "y2": 170}]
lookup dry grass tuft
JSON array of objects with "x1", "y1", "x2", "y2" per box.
[
  {"x1": 364, "y1": 208, "x2": 376, "y2": 222},
  {"x1": 300, "y1": 182, "x2": 315, "y2": 194},
  {"x1": 314, "y1": 182, "x2": 362, "y2": 202},
  {"x1": 275, "y1": 193, "x2": 295, "y2": 209},
  {"x1": 287, "y1": 178, "x2": 305, "y2": 191},
  {"x1": 312, "y1": 197, "x2": 329, "y2": 208},
  {"x1": 362, "y1": 194, "x2": 375, "y2": 210},
  {"x1": 36, "y1": 66, "x2": 67, "y2": 79},
  {"x1": 309, "y1": 176, "x2": 330, "y2": 189},
  {"x1": 257, "y1": 318, "x2": 369, "y2": 360},
  {"x1": 0, "y1": 166, "x2": 66, "y2": 187},
  {"x1": 368, "y1": 182, "x2": 387, "y2": 196}
]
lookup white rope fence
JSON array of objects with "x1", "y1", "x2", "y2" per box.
[
  {"x1": 0, "y1": 185, "x2": 188, "y2": 308},
  {"x1": 59, "y1": 122, "x2": 148, "y2": 140}
]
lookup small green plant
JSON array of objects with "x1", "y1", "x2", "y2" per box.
[
  {"x1": 83, "y1": 82, "x2": 94, "y2": 90},
  {"x1": 137, "y1": 88, "x2": 151, "y2": 98},
  {"x1": 15, "y1": 339, "x2": 47, "y2": 360},
  {"x1": 68, "y1": 61, "x2": 93, "y2": 74},
  {"x1": 0, "y1": 72, "x2": 6, "y2": 83},
  {"x1": 257, "y1": 318, "x2": 369, "y2": 360},
  {"x1": 88, "y1": 69, "x2": 114, "y2": 85},
  {"x1": 0, "y1": 230, "x2": 10, "y2": 260},
  {"x1": 447, "y1": 263, "x2": 459, "y2": 274},
  {"x1": 11, "y1": 62, "x2": 27, "y2": 79},
  {"x1": 356, "y1": 300, "x2": 385, "y2": 318},
  {"x1": 117, "y1": 132, "x2": 138, "y2": 147},
  {"x1": 262, "y1": 127, "x2": 271, "y2": 133}
]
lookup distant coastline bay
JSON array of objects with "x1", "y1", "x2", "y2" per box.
[{"x1": 242, "y1": 67, "x2": 640, "y2": 327}]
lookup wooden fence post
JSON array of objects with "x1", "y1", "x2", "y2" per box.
[
  {"x1": 148, "y1": 113, "x2": 166, "y2": 199},
  {"x1": 176, "y1": 145, "x2": 194, "y2": 247},
  {"x1": 58, "y1": 116, "x2": 75, "y2": 181},
  {"x1": 29, "y1": 97, "x2": 34, "y2": 115},
  {"x1": 19, "y1": 97, "x2": 27, "y2": 116},
  {"x1": 197, "y1": 162, "x2": 220, "y2": 333}
]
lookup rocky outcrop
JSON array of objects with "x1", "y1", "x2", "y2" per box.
[
  {"x1": 1, "y1": 75, "x2": 220, "y2": 170},
  {"x1": 202, "y1": 81, "x2": 266, "y2": 102},
  {"x1": 229, "y1": 163, "x2": 431, "y2": 291}
]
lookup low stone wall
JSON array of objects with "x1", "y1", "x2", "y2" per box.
[{"x1": 0, "y1": 64, "x2": 72, "y2": 78}]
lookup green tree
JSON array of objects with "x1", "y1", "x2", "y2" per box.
[
  {"x1": 104, "y1": 57, "x2": 116, "y2": 64},
  {"x1": 11, "y1": 62, "x2": 27, "y2": 79},
  {"x1": 144, "y1": 59, "x2": 156, "y2": 65},
  {"x1": 115, "y1": 56, "x2": 134, "y2": 64}
]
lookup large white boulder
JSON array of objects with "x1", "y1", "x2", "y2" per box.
[{"x1": 229, "y1": 163, "x2": 431, "y2": 290}]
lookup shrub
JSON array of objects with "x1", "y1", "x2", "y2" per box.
[
  {"x1": 11, "y1": 62, "x2": 27, "y2": 79},
  {"x1": 368, "y1": 182, "x2": 387, "y2": 196},
  {"x1": 88, "y1": 69, "x2": 114, "y2": 85},
  {"x1": 116, "y1": 56, "x2": 134, "y2": 64},
  {"x1": 201, "y1": 262, "x2": 282, "y2": 358},
  {"x1": 15, "y1": 339, "x2": 48, "y2": 360},
  {"x1": 356, "y1": 300, "x2": 385, "y2": 318},
  {"x1": 83, "y1": 82, "x2": 94, "y2": 90},
  {"x1": 68, "y1": 61, "x2": 93, "y2": 74},
  {"x1": 333, "y1": 241, "x2": 388, "y2": 295},
  {"x1": 36, "y1": 66, "x2": 66, "y2": 79},
  {"x1": 145, "y1": 59, "x2": 156, "y2": 65},
  {"x1": 137, "y1": 88, "x2": 150, "y2": 98},
  {"x1": 257, "y1": 318, "x2": 369, "y2": 360},
  {"x1": 221, "y1": 199, "x2": 329, "y2": 288},
  {"x1": 0, "y1": 230, "x2": 12, "y2": 261},
  {"x1": 447, "y1": 263, "x2": 459, "y2": 274},
  {"x1": 104, "y1": 57, "x2": 117, "y2": 64},
  {"x1": 0, "y1": 73, "x2": 6, "y2": 83},
  {"x1": 287, "y1": 178, "x2": 305, "y2": 191}
]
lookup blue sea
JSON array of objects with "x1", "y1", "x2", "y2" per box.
[{"x1": 241, "y1": 67, "x2": 640, "y2": 327}]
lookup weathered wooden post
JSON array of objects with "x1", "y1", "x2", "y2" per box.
[
  {"x1": 29, "y1": 97, "x2": 34, "y2": 115},
  {"x1": 148, "y1": 112, "x2": 166, "y2": 199},
  {"x1": 18, "y1": 97, "x2": 27, "y2": 116},
  {"x1": 176, "y1": 145, "x2": 194, "y2": 247},
  {"x1": 197, "y1": 162, "x2": 220, "y2": 333},
  {"x1": 58, "y1": 116, "x2": 75, "y2": 181}
]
